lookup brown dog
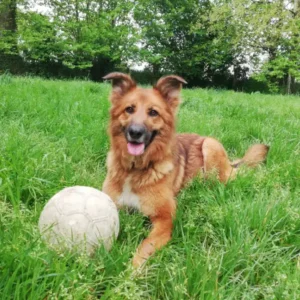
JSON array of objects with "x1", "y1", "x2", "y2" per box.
[{"x1": 102, "y1": 72, "x2": 269, "y2": 267}]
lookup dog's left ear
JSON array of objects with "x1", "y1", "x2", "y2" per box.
[
  {"x1": 103, "y1": 72, "x2": 136, "y2": 101},
  {"x1": 154, "y1": 75, "x2": 187, "y2": 108}
]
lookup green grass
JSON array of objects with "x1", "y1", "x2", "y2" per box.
[{"x1": 0, "y1": 74, "x2": 299, "y2": 299}]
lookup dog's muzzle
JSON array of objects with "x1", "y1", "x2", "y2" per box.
[
  {"x1": 125, "y1": 124, "x2": 157, "y2": 156},
  {"x1": 127, "y1": 124, "x2": 147, "y2": 143}
]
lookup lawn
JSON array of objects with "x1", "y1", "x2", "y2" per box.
[{"x1": 0, "y1": 74, "x2": 299, "y2": 299}]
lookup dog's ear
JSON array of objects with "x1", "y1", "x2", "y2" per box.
[
  {"x1": 103, "y1": 72, "x2": 136, "y2": 100},
  {"x1": 154, "y1": 75, "x2": 187, "y2": 109}
]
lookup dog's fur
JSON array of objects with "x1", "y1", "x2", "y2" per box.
[{"x1": 102, "y1": 72, "x2": 269, "y2": 267}]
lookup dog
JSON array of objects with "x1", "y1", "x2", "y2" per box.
[{"x1": 102, "y1": 72, "x2": 269, "y2": 267}]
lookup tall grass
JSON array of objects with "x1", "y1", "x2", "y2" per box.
[{"x1": 0, "y1": 76, "x2": 299, "y2": 299}]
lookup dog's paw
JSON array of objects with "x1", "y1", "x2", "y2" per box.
[{"x1": 132, "y1": 253, "x2": 147, "y2": 268}]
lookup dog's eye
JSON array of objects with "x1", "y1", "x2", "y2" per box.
[
  {"x1": 125, "y1": 106, "x2": 134, "y2": 114},
  {"x1": 149, "y1": 109, "x2": 158, "y2": 117}
]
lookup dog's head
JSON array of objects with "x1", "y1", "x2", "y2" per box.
[{"x1": 104, "y1": 72, "x2": 186, "y2": 157}]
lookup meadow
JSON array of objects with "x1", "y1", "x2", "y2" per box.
[{"x1": 0, "y1": 74, "x2": 299, "y2": 299}]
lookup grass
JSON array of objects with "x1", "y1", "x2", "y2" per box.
[{"x1": 0, "y1": 74, "x2": 299, "y2": 299}]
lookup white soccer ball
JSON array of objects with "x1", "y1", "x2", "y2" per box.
[{"x1": 38, "y1": 186, "x2": 119, "y2": 254}]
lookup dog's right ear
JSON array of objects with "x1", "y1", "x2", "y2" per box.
[{"x1": 103, "y1": 72, "x2": 136, "y2": 100}]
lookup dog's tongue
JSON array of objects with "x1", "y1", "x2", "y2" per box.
[{"x1": 127, "y1": 143, "x2": 145, "y2": 156}]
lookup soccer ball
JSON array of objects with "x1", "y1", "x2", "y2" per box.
[{"x1": 38, "y1": 186, "x2": 119, "y2": 254}]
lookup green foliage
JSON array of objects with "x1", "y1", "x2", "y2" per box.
[
  {"x1": 18, "y1": 12, "x2": 64, "y2": 63},
  {"x1": 0, "y1": 77, "x2": 300, "y2": 298},
  {"x1": 254, "y1": 17, "x2": 300, "y2": 93},
  {"x1": 133, "y1": 0, "x2": 238, "y2": 84},
  {"x1": 0, "y1": 0, "x2": 300, "y2": 92},
  {"x1": 0, "y1": 0, "x2": 137, "y2": 76},
  {"x1": 17, "y1": 0, "x2": 136, "y2": 70},
  {"x1": 201, "y1": 0, "x2": 300, "y2": 93}
]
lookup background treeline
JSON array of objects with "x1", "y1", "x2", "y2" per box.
[{"x1": 0, "y1": 0, "x2": 299, "y2": 94}]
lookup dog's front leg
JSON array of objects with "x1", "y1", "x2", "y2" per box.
[{"x1": 132, "y1": 207, "x2": 174, "y2": 268}]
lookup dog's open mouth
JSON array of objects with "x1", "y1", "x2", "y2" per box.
[
  {"x1": 126, "y1": 130, "x2": 158, "y2": 156},
  {"x1": 127, "y1": 142, "x2": 145, "y2": 156}
]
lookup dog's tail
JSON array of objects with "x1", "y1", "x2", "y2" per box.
[{"x1": 231, "y1": 144, "x2": 269, "y2": 168}]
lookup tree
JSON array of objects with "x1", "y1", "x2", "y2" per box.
[
  {"x1": 37, "y1": 0, "x2": 137, "y2": 78},
  {"x1": 133, "y1": 0, "x2": 246, "y2": 87},
  {"x1": 0, "y1": 0, "x2": 23, "y2": 73},
  {"x1": 0, "y1": 0, "x2": 299, "y2": 93},
  {"x1": 2, "y1": 0, "x2": 138, "y2": 79}
]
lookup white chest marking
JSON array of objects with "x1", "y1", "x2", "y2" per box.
[{"x1": 117, "y1": 178, "x2": 141, "y2": 210}]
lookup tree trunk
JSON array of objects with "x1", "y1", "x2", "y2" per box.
[
  {"x1": 152, "y1": 63, "x2": 161, "y2": 82},
  {"x1": 0, "y1": 0, "x2": 17, "y2": 32},
  {"x1": 287, "y1": 73, "x2": 292, "y2": 94},
  {"x1": 0, "y1": 0, "x2": 23, "y2": 74},
  {"x1": 295, "y1": 0, "x2": 300, "y2": 16}
]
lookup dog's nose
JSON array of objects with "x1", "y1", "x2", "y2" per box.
[{"x1": 128, "y1": 124, "x2": 146, "y2": 140}]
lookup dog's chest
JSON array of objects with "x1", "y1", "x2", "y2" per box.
[{"x1": 117, "y1": 178, "x2": 141, "y2": 210}]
